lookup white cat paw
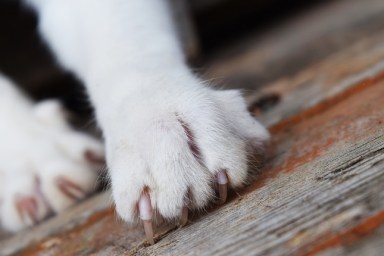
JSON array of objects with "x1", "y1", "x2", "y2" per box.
[
  {"x1": 98, "y1": 76, "x2": 270, "y2": 236},
  {"x1": 0, "y1": 82, "x2": 104, "y2": 232}
]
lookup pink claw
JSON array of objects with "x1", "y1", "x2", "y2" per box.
[
  {"x1": 139, "y1": 192, "x2": 154, "y2": 245},
  {"x1": 56, "y1": 176, "x2": 86, "y2": 200},
  {"x1": 217, "y1": 170, "x2": 228, "y2": 205},
  {"x1": 84, "y1": 150, "x2": 106, "y2": 166},
  {"x1": 15, "y1": 196, "x2": 38, "y2": 224}
]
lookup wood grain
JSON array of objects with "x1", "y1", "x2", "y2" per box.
[
  {"x1": 1, "y1": 0, "x2": 384, "y2": 255},
  {"x1": 134, "y1": 71, "x2": 384, "y2": 256}
]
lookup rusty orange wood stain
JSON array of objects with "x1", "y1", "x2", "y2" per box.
[
  {"x1": 284, "y1": 77, "x2": 382, "y2": 160},
  {"x1": 269, "y1": 72, "x2": 384, "y2": 134},
  {"x1": 301, "y1": 210, "x2": 384, "y2": 256},
  {"x1": 244, "y1": 72, "x2": 384, "y2": 195},
  {"x1": 17, "y1": 207, "x2": 116, "y2": 256}
]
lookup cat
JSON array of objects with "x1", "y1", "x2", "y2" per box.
[{"x1": 0, "y1": 0, "x2": 270, "y2": 243}]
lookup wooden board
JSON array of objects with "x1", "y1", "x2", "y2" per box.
[
  {"x1": 133, "y1": 66, "x2": 384, "y2": 256},
  {"x1": 5, "y1": 51, "x2": 383, "y2": 256},
  {"x1": 1, "y1": 0, "x2": 384, "y2": 255}
]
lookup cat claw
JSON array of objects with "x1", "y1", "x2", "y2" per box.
[
  {"x1": 56, "y1": 176, "x2": 86, "y2": 200},
  {"x1": 217, "y1": 170, "x2": 228, "y2": 205},
  {"x1": 15, "y1": 196, "x2": 38, "y2": 225},
  {"x1": 139, "y1": 192, "x2": 154, "y2": 245},
  {"x1": 143, "y1": 220, "x2": 154, "y2": 245},
  {"x1": 84, "y1": 149, "x2": 106, "y2": 166},
  {"x1": 179, "y1": 206, "x2": 188, "y2": 227}
]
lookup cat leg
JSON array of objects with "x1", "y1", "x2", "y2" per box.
[
  {"x1": 27, "y1": 0, "x2": 270, "y2": 243},
  {"x1": 0, "y1": 74, "x2": 104, "y2": 231}
]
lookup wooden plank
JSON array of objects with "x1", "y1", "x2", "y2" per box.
[
  {"x1": 6, "y1": 60, "x2": 384, "y2": 256},
  {"x1": 302, "y1": 212, "x2": 384, "y2": 256},
  {"x1": 134, "y1": 69, "x2": 384, "y2": 256},
  {"x1": 247, "y1": 32, "x2": 384, "y2": 127},
  {"x1": 0, "y1": 193, "x2": 113, "y2": 255},
  {"x1": 317, "y1": 224, "x2": 384, "y2": 256}
]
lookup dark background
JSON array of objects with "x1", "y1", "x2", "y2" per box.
[{"x1": 0, "y1": 0, "x2": 326, "y2": 116}]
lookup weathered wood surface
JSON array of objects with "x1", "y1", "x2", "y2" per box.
[
  {"x1": 136, "y1": 74, "x2": 383, "y2": 256},
  {"x1": 247, "y1": 32, "x2": 384, "y2": 127},
  {"x1": 5, "y1": 53, "x2": 382, "y2": 256},
  {"x1": 1, "y1": 0, "x2": 384, "y2": 255}
]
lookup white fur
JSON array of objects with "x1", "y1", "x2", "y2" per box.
[
  {"x1": 0, "y1": 75, "x2": 104, "y2": 231},
  {"x1": 1, "y1": 0, "x2": 270, "y2": 228}
]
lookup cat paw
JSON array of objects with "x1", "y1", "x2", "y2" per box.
[
  {"x1": 0, "y1": 94, "x2": 104, "y2": 232},
  {"x1": 98, "y1": 76, "x2": 269, "y2": 242}
]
